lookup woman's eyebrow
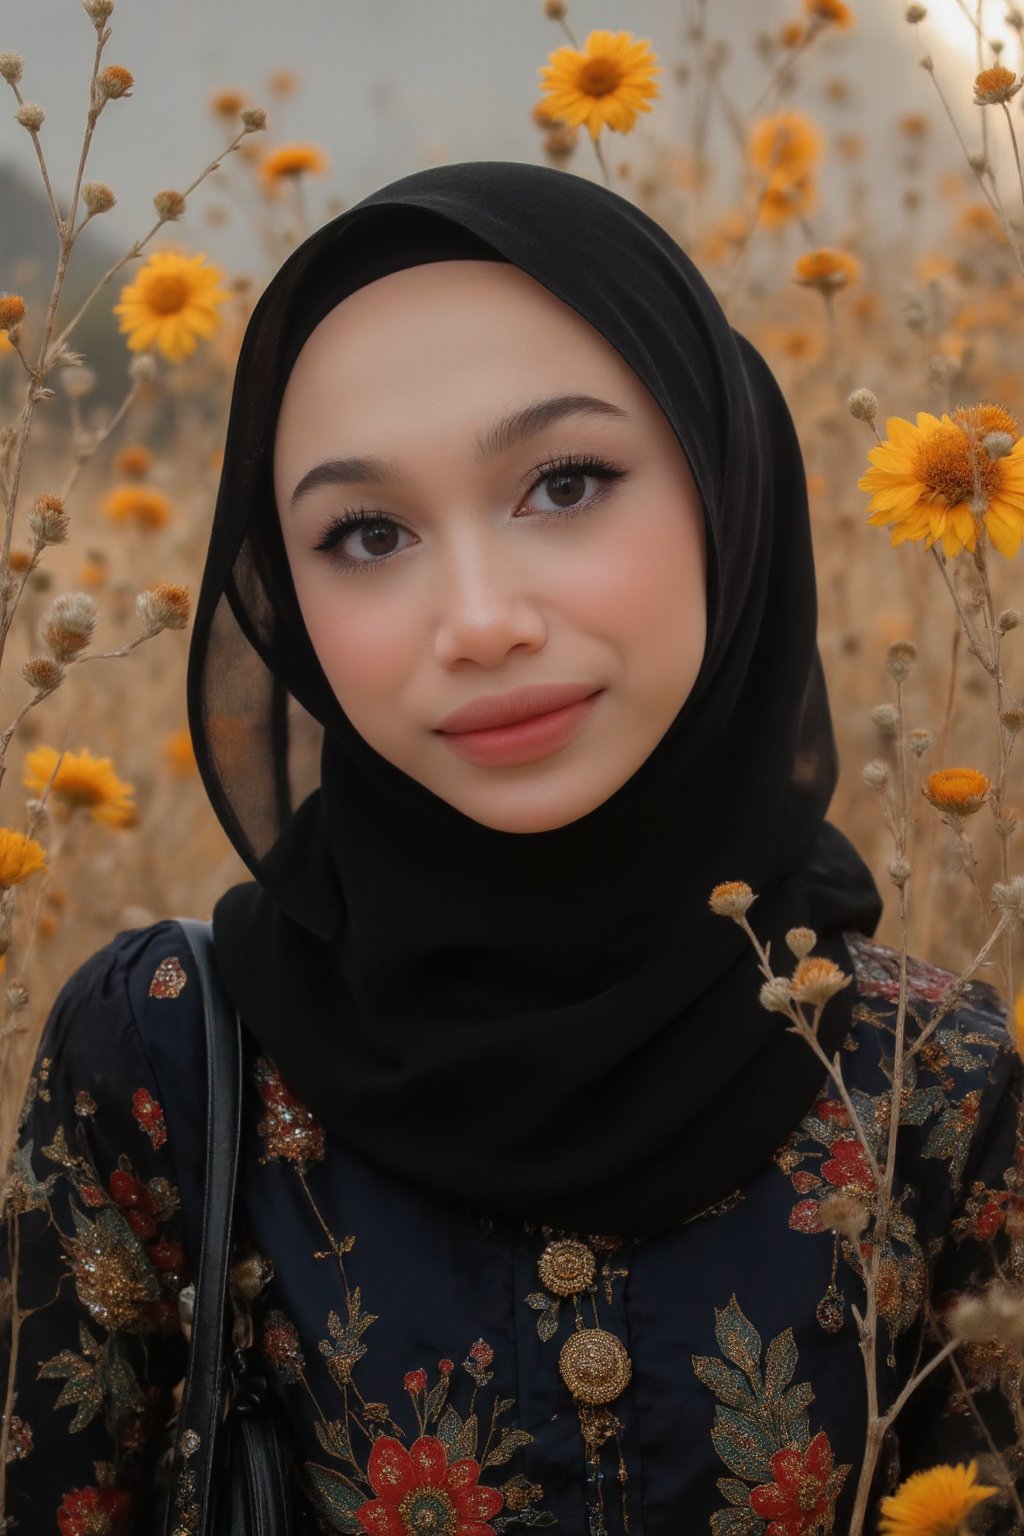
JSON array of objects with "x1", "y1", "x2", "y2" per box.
[{"x1": 288, "y1": 393, "x2": 630, "y2": 511}]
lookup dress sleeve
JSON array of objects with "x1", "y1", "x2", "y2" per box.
[
  {"x1": 893, "y1": 1025, "x2": 1023, "y2": 1505},
  {"x1": 0, "y1": 933, "x2": 191, "y2": 1534}
]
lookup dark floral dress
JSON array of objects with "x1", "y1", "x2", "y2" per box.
[{"x1": 0, "y1": 920, "x2": 1021, "y2": 1534}]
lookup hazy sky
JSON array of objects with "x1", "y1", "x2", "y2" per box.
[{"x1": 0, "y1": 0, "x2": 1012, "y2": 272}]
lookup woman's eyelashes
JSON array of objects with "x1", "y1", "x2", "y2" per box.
[{"x1": 311, "y1": 453, "x2": 629, "y2": 573}]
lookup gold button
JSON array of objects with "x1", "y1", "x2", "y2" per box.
[
  {"x1": 558, "y1": 1327, "x2": 632, "y2": 1405},
  {"x1": 537, "y1": 1238, "x2": 596, "y2": 1297}
]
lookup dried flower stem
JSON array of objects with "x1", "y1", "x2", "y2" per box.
[
  {"x1": 7, "y1": 82, "x2": 61, "y2": 236},
  {"x1": 908, "y1": 909, "x2": 1014, "y2": 1057},
  {"x1": 0, "y1": 1210, "x2": 21, "y2": 1511},
  {"x1": 1001, "y1": 100, "x2": 1024, "y2": 210},
  {"x1": 943, "y1": 1320, "x2": 1024, "y2": 1523}
]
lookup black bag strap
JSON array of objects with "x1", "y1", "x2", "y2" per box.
[{"x1": 163, "y1": 916, "x2": 244, "y2": 1535}]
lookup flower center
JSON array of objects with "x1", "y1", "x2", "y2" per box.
[
  {"x1": 914, "y1": 426, "x2": 1001, "y2": 510},
  {"x1": 577, "y1": 59, "x2": 623, "y2": 97},
  {"x1": 397, "y1": 1488, "x2": 458, "y2": 1535},
  {"x1": 144, "y1": 274, "x2": 191, "y2": 315},
  {"x1": 796, "y1": 1474, "x2": 825, "y2": 1512}
]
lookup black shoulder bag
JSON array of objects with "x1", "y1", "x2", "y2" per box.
[{"x1": 163, "y1": 916, "x2": 301, "y2": 1535}]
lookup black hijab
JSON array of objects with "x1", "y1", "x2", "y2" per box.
[{"x1": 189, "y1": 159, "x2": 882, "y2": 1239}]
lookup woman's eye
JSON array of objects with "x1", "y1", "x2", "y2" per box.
[{"x1": 313, "y1": 453, "x2": 626, "y2": 572}]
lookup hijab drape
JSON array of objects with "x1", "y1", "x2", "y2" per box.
[{"x1": 189, "y1": 159, "x2": 883, "y2": 1238}]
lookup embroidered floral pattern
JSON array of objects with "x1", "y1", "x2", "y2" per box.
[
  {"x1": 693, "y1": 1296, "x2": 850, "y2": 1535},
  {"x1": 131, "y1": 1087, "x2": 167, "y2": 1148},
  {"x1": 354, "y1": 1433, "x2": 505, "y2": 1534},
  {"x1": 253, "y1": 1054, "x2": 326, "y2": 1169}
]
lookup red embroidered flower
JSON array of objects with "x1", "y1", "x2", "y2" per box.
[
  {"x1": 108, "y1": 1168, "x2": 158, "y2": 1239},
  {"x1": 439, "y1": 1358, "x2": 454, "y2": 1375},
  {"x1": 788, "y1": 1198, "x2": 823, "y2": 1234},
  {"x1": 404, "y1": 1368, "x2": 428, "y2": 1393},
  {"x1": 469, "y1": 1339, "x2": 494, "y2": 1366},
  {"x1": 262, "y1": 1309, "x2": 305, "y2": 1384},
  {"x1": 821, "y1": 1139, "x2": 876, "y2": 1194},
  {"x1": 355, "y1": 1434, "x2": 504, "y2": 1535},
  {"x1": 749, "y1": 1432, "x2": 837, "y2": 1535},
  {"x1": 253, "y1": 1056, "x2": 326, "y2": 1169},
  {"x1": 131, "y1": 1087, "x2": 167, "y2": 1148},
  {"x1": 791, "y1": 1171, "x2": 820, "y2": 1195},
  {"x1": 815, "y1": 1098, "x2": 848, "y2": 1122},
  {"x1": 80, "y1": 1182, "x2": 107, "y2": 1207},
  {"x1": 56, "y1": 1485, "x2": 133, "y2": 1536},
  {"x1": 974, "y1": 1192, "x2": 1010, "y2": 1240}
]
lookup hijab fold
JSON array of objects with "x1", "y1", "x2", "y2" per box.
[{"x1": 189, "y1": 160, "x2": 882, "y2": 1238}]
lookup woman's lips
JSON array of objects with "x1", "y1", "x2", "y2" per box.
[{"x1": 436, "y1": 691, "x2": 602, "y2": 767}]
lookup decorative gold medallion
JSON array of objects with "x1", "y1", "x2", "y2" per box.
[
  {"x1": 537, "y1": 1238, "x2": 596, "y2": 1297},
  {"x1": 558, "y1": 1326, "x2": 632, "y2": 1405}
]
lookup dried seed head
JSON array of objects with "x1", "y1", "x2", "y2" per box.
[
  {"x1": 20, "y1": 654, "x2": 64, "y2": 693},
  {"x1": 888, "y1": 858, "x2": 912, "y2": 887},
  {"x1": 15, "y1": 101, "x2": 45, "y2": 131},
  {"x1": 708, "y1": 880, "x2": 757, "y2": 918},
  {"x1": 62, "y1": 365, "x2": 96, "y2": 399},
  {"x1": 994, "y1": 810, "x2": 1019, "y2": 837},
  {"x1": 28, "y1": 493, "x2": 68, "y2": 546},
  {"x1": 0, "y1": 51, "x2": 24, "y2": 85},
  {"x1": 136, "y1": 582, "x2": 191, "y2": 635},
  {"x1": 902, "y1": 297, "x2": 928, "y2": 333},
  {"x1": 544, "y1": 0, "x2": 568, "y2": 14},
  {"x1": 97, "y1": 64, "x2": 133, "y2": 101},
  {"x1": 908, "y1": 728, "x2": 932, "y2": 756},
  {"x1": 790, "y1": 955, "x2": 852, "y2": 1006},
  {"x1": 923, "y1": 766, "x2": 991, "y2": 817},
  {"x1": 886, "y1": 639, "x2": 917, "y2": 681},
  {"x1": 786, "y1": 925, "x2": 817, "y2": 959},
  {"x1": 847, "y1": 387, "x2": 878, "y2": 422},
  {"x1": 948, "y1": 1280, "x2": 1024, "y2": 1345},
  {"x1": 1002, "y1": 705, "x2": 1024, "y2": 735},
  {"x1": 5, "y1": 983, "x2": 28, "y2": 1010},
  {"x1": 241, "y1": 105, "x2": 268, "y2": 132},
  {"x1": 983, "y1": 430, "x2": 1015, "y2": 458},
  {"x1": 862, "y1": 759, "x2": 891, "y2": 789},
  {"x1": 759, "y1": 976, "x2": 793, "y2": 1013},
  {"x1": 905, "y1": 2, "x2": 927, "y2": 18},
  {"x1": 817, "y1": 1192, "x2": 870, "y2": 1240},
  {"x1": 992, "y1": 874, "x2": 1024, "y2": 919},
  {"x1": 40, "y1": 591, "x2": 97, "y2": 660},
  {"x1": 870, "y1": 703, "x2": 898, "y2": 735},
  {"x1": 128, "y1": 354, "x2": 157, "y2": 382},
  {"x1": 84, "y1": 0, "x2": 115, "y2": 22},
  {"x1": 82, "y1": 181, "x2": 116, "y2": 214},
  {"x1": 998, "y1": 608, "x2": 1022, "y2": 633},
  {"x1": 0, "y1": 294, "x2": 26, "y2": 331},
  {"x1": 152, "y1": 188, "x2": 186, "y2": 221}
]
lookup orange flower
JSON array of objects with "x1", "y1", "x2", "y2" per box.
[
  {"x1": 749, "y1": 110, "x2": 823, "y2": 186},
  {"x1": 114, "y1": 444, "x2": 153, "y2": 479},
  {"x1": 260, "y1": 143, "x2": 328, "y2": 190},
  {"x1": 923, "y1": 767, "x2": 991, "y2": 817},
  {"x1": 709, "y1": 880, "x2": 756, "y2": 917},
  {"x1": 0, "y1": 294, "x2": 26, "y2": 331},
  {"x1": 162, "y1": 729, "x2": 198, "y2": 777},
  {"x1": 103, "y1": 484, "x2": 172, "y2": 530},
  {"x1": 23, "y1": 746, "x2": 137, "y2": 829},
  {"x1": 794, "y1": 248, "x2": 861, "y2": 293},
  {"x1": 760, "y1": 176, "x2": 818, "y2": 228},
  {"x1": 804, "y1": 0, "x2": 854, "y2": 25},
  {"x1": 974, "y1": 65, "x2": 1021, "y2": 105},
  {"x1": 210, "y1": 87, "x2": 247, "y2": 117}
]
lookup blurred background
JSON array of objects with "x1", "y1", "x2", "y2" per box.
[{"x1": 2, "y1": 0, "x2": 1023, "y2": 1149}]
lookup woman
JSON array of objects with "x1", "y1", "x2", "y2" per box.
[{"x1": 1, "y1": 160, "x2": 1020, "y2": 1534}]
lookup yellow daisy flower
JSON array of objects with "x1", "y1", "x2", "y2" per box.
[
  {"x1": 260, "y1": 142, "x2": 328, "y2": 190},
  {"x1": 0, "y1": 828, "x2": 46, "y2": 887},
  {"x1": 858, "y1": 403, "x2": 1024, "y2": 558},
  {"x1": 878, "y1": 1460, "x2": 997, "y2": 1535},
  {"x1": 538, "y1": 29, "x2": 662, "y2": 142},
  {"x1": 114, "y1": 251, "x2": 228, "y2": 364},
  {"x1": 23, "y1": 746, "x2": 137, "y2": 829},
  {"x1": 103, "y1": 484, "x2": 172, "y2": 530}
]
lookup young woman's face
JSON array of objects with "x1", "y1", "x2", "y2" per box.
[{"x1": 274, "y1": 259, "x2": 707, "y2": 834}]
